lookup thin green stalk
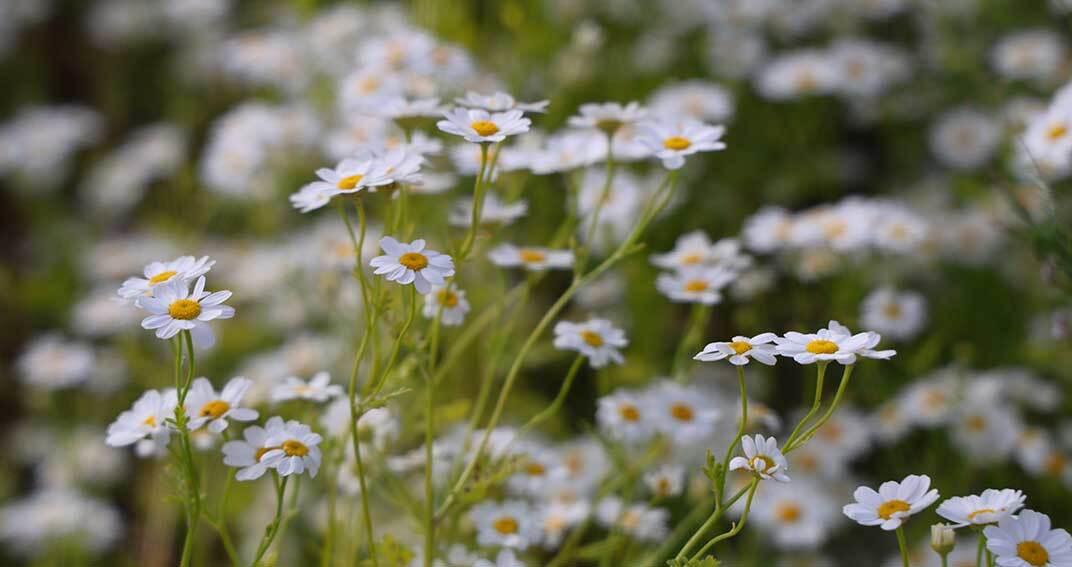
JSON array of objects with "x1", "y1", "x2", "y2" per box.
[
  {"x1": 214, "y1": 470, "x2": 240, "y2": 567},
  {"x1": 364, "y1": 286, "x2": 418, "y2": 400},
  {"x1": 579, "y1": 133, "x2": 615, "y2": 273},
  {"x1": 674, "y1": 485, "x2": 751, "y2": 561},
  {"x1": 351, "y1": 424, "x2": 376, "y2": 567},
  {"x1": 689, "y1": 479, "x2": 760, "y2": 561},
  {"x1": 787, "y1": 364, "x2": 856, "y2": 452},
  {"x1": 942, "y1": 554, "x2": 949, "y2": 567},
  {"x1": 458, "y1": 144, "x2": 490, "y2": 261},
  {"x1": 783, "y1": 362, "x2": 828, "y2": 451},
  {"x1": 506, "y1": 354, "x2": 585, "y2": 450},
  {"x1": 672, "y1": 303, "x2": 710, "y2": 382},
  {"x1": 977, "y1": 534, "x2": 985, "y2": 567},
  {"x1": 251, "y1": 475, "x2": 289, "y2": 567},
  {"x1": 423, "y1": 364, "x2": 436, "y2": 567},
  {"x1": 716, "y1": 366, "x2": 748, "y2": 499},
  {"x1": 896, "y1": 526, "x2": 911, "y2": 567}
]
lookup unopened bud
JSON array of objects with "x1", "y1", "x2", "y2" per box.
[{"x1": 931, "y1": 523, "x2": 956, "y2": 556}]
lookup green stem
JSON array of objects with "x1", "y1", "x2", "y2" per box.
[
  {"x1": 423, "y1": 363, "x2": 436, "y2": 567},
  {"x1": 787, "y1": 364, "x2": 855, "y2": 452},
  {"x1": 507, "y1": 354, "x2": 585, "y2": 449},
  {"x1": 977, "y1": 534, "x2": 985, "y2": 567},
  {"x1": 215, "y1": 470, "x2": 240, "y2": 567},
  {"x1": 671, "y1": 304, "x2": 710, "y2": 382},
  {"x1": 250, "y1": 475, "x2": 289, "y2": 567},
  {"x1": 579, "y1": 133, "x2": 615, "y2": 273},
  {"x1": 896, "y1": 526, "x2": 911, "y2": 567},
  {"x1": 458, "y1": 144, "x2": 490, "y2": 261},
  {"x1": 716, "y1": 366, "x2": 748, "y2": 499},
  {"x1": 782, "y1": 362, "x2": 828, "y2": 452},
  {"x1": 689, "y1": 479, "x2": 760, "y2": 561},
  {"x1": 674, "y1": 485, "x2": 751, "y2": 561}
]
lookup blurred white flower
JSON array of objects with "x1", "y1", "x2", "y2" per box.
[
  {"x1": 437, "y1": 108, "x2": 530, "y2": 143},
  {"x1": 553, "y1": 318, "x2": 628, "y2": 368},
  {"x1": 184, "y1": 377, "x2": 258, "y2": 433}
]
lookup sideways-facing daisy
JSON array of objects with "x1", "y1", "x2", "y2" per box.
[
  {"x1": 117, "y1": 255, "x2": 215, "y2": 300},
  {"x1": 271, "y1": 371, "x2": 343, "y2": 403},
  {"x1": 776, "y1": 321, "x2": 894, "y2": 365},
  {"x1": 843, "y1": 474, "x2": 940, "y2": 531},
  {"x1": 455, "y1": 91, "x2": 549, "y2": 114},
  {"x1": 423, "y1": 285, "x2": 471, "y2": 327},
  {"x1": 488, "y1": 243, "x2": 573, "y2": 271},
  {"x1": 655, "y1": 266, "x2": 736, "y2": 305},
  {"x1": 694, "y1": 333, "x2": 778, "y2": 365},
  {"x1": 222, "y1": 418, "x2": 284, "y2": 481},
  {"x1": 437, "y1": 108, "x2": 531, "y2": 143},
  {"x1": 106, "y1": 388, "x2": 178, "y2": 458},
  {"x1": 553, "y1": 318, "x2": 628, "y2": 368},
  {"x1": 937, "y1": 489, "x2": 1026, "y2": 528},
  {"x1": 259, "y1": 418, "x2": 323, "y2": 478},
  {"x1": 469, "y1": 500, "x2": 541, "y2": 550},
  {"x1": 568, "y1": 102, "x2": 647, "y2": 135},
  {"x1": 369, "y1": 236, "x2": 455, "y2": 295},
  {"x1": 730, "y1": 434, "x2": 791, "y2": 482},
  {"x1": 137, "y1": 276, "x2": 234, "y2": 348},
  {"x1": 184, "y1": 377, "x2": 258, "y2": 433},
  {"x1": 984, "y1": 509, "x2": 1072, "y2": 567},
  {"x1": 636, "y1": 118, "x2": 727, "y2": 169}
]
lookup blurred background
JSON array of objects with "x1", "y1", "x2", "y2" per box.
[{"x1": 3, "y1": 0, "x2": 1072, "y2": 566}]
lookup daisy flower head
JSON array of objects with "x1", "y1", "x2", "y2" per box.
[
  {"x1": 469, "y1": 500, "x2": 540, "y2": 550},
  {"x1": 984, "y1": 509, "x2": 1072, "y2": 567},
  {"x1": 271, "y1": 371, "x2": 343, "y2": 403},
  {"x1": 488, "y1": 243, "x2": 573, "y2": 271},
  {"x1": 552, "y1": 318, "x2": 628, "y2": 369},
  {"x1": 437, "y1": 108, "x2": 531, "y2": 143},
  {"x1": 423, "y1": 285, "x2": 471, "y2": 327},
  {"x1": 136, "y1": 276, "x2": 234, "y2": 349},
  {"x1": 655, "y1": 265, "x2": 736, "y2": 305},
  {"x1": 369, "y1": 236, "x2": 455, "y2": 294},
  {"x1": 117, "y1": 255, "x2": 215, "y2": 300},
  {"x1": 455, "y1": 91, "x2": 549, "y2": 114},
  {"x1": 294, "y1": 156, "x2": 393, "y2": 209},
  {"x1": 650, "y1": 381, "x2": 720, "y2": 445},
  {"x1": 568, "y1": 101, "x2": 647, "y2": 135},
  {"x1": 650, "y1": 231, "x2": 751, "y2": 272},
  {"x1": 184, "y1": 377, "x2": 258, "y2": 433},
  {"x1": 843, "y1": 474, "x2": 940, "y2": 531},
  {"x1": 596, "y1": 388, "x2": 655, "y2": 444},
  {"x1": 775, "y1": 320, "x2": 895, "y2": 365},
  {"x1": 105, "y1": 388, "x2": 178, "y2": 458},
  {"x1": 259, "y1": 418, "x2": 323, "y2": 478},
  {"x1": 474, "y1": 549, "x2": 526, "y2": 567},
  {"x1": 643, "y1": 464, "x2": 685, "y2": 498},
  {"x1": 636, "y1": 118, "x2": 726, "y2": 170},
  {"x1": 860, "y1": 287, "x2": 927, "y2": 341},
  {"x1": 222, "y1": 417, "x2": 285, "y2": 481},
  {"x1": 595, "y1": 497, "x2": 669, "y2": 542},
  {"x1": 694, "y1": 332, "x2": 778, "y2": 366},
  {"x1": 937, "y1": 489, "x2": 1026, "y2": 528},
  {"x1": 729, "y1": 434, "x2": 791, "y2": 482}
]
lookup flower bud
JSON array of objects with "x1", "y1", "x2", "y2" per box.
[{"x1": 931, "y1": 523, "x2": 956, "y2": 556}]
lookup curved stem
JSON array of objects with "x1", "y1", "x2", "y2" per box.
[
  {"x1": 671, "y1": 304, "x2": 710, "y2": 382},
  {"x1": 508, "y1": 355, "x2": 585, "y2": 448},
  {"x1": 787, "y1": 364, "x2": 855, "y2": 452},
  {"x1": 423, "y1": 363, "x2": 436, "y2": 567},
  {"x1": 250, "y1": 475, "x2": 289, "y2": 567},
  {"x1": 364, "y1": 286, "x2": 418, "y2": 400},
  {"x1": 896, "y1": 526, "x2": 911, "y2": 567},
  {"x1": 579, "y1": 133, "x2": 615, "y2": 273},
  {"x1": 458, "y1": 144, "x2": 490, "y2": 262},
  {"x1": 689, "y1": 479, "x2": 760, "y2": 561},
  {"x1": 716, "y1": 366, "x2": 748, "y2": 499},
  {"x1": 675, "y1": 484, "x2": 751, "y2": 560},
  {"x1": 783, "y1": 362, "x2": 828, "y2": 452}
]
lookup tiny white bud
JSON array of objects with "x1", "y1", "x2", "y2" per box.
[{"x1": 931, "y1": 523, "x2": 956, "y2": 556}]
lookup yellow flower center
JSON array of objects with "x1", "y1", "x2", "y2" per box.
[
  {"x1": 619, "y1": 404, "x2": 641, "y2": 422},
  {"x1": 966, "y1": 508, "x2": 996, "y2": 522},
  {"x1": 1045, "y1": 453, "x2": 1066, "y2": 476},
  {"x1": 437, "y1": 290, "x2": 459, "y2": 307},
  {"x1": 1017, "y1": 541, "x2": 1049, "y2": 566},
  {"x1": 493, "y1": 516, "x2": 519, "y2": 535},
  {"x1": 255, "y1": 446, "x2": 274, "y2": 462},
  {"x1": 805, "y1": 339, "x2": 838, "y2": 355},
  {"x1": 729, "y1": 341, "x2": 752, "y2": 355},
  {"x1": 398, "y1": 252, "x2": 429, "y2": 270},
  {"x1": 149, "y1": 270, "x2": 177, "y2": 285},
  {"x1": 1048, "y1": 124, "x2": 1068, "y2": 142},
  {"x1": 684, "y1": 279, "x2": 709, "y2": 292},
  {"x1": 282, "y1": 439, "x2": 309, "y2": 457},
  {"x1": 965, "y1": 415, "x2": 987, "y2": 432},
  {"x1": 670, "y1": 403, "x2": 694, "y2": 422},
  {"x1": 580, "y1": 330, "x2": 604, "y2": 347},
  {"x1": 776, "y1": 503, "x2": 802, "y2": 523},
  {"x1": 518, "y1": 249, "x2": 546, "y2": 263},
  {"x1": 470, "y1": 120, "x2": 500, "y2": 137},
  {"x1": 337, "y1": 174, "x2": 364, "y2": 190},
  {"x1": 525, "y1": 462, "x2": 546, "y2": 476},
  {"x1": 883, "y1": 303, "x2": 903, "y2": 319},
  {"x1": 656, "y1": 478, "x2": 671, "y2": 495},
  {"x1": 750, "y1": 455, "x2": 775, "y2": 473},
  {"x1": 143, "y1": 416, "x2": 157, "y2": 427},
  {"x1": 168, "y1": 299, "x2": 201, "y2": 320},
  {"x1": 680, "y1": 252, "x2": 703, "y2": 265},
  {"x1": 199, "y1": 400, "x2": 230, "y2": 418},
  {"x1": 878, "y1": 499, "x2": 911, "y2": 520},
  {"x1": 663, "y1": 136, "x2": 692, "y2": 151}
]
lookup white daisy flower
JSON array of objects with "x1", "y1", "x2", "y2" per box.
[
  {"x1": 117, "y1": 255, "x2": 215, "y2": 300},
  {"x1": 775, "y1": 320, "x2": 895, "y2": 365},
  {"x1": 643, "y1": 464, "x2": 685, "y2": 498},
  {"x1": 222, "y1": 417, "x2": 286, "y2": 481},
  {"x1": 184, "y1": 377, "x2": 258, "y2": 433},
  {"x1": 16, "y1": 334, "x2": 95, "y2": 390},
  {"x1": 751, "y1": 479, "x2": 841, "y2": 549},
  {"x1": 488, "y1": 243, "x2": 573, "y2": 271},
  {"x1": 507, "y1": 446, "x2": 568, "y2": 498},
  {"x1": 937, "y1": 489, "x2": 1026, "y2": 527},
  {"x1": 984, "y1": 509, "x2": 1072, "y2": 567},
  {"x1": 271, "y1": 371, "x2": 343, "y2": 403},
  {"x1": 289, "y1": 157, "x2": 393, "y2": 212},
  {"x1": 552, "y1": 318, "x2": 628, "y2": 368},
  {"x1": 474, "y1": 549, "x2": 527, "y2": 567},
  {"x1": 455, "y1": 91, "x2": 549, "y2": 114},
  {"x1": 437, "y1": 108, "x2": 531, "y2": 143},
  {"x1": 636, "y1": 118, "x2": 726, "y2": 169},
  {"x1": 596, "y1": 389, "x2": 655, "y2": 443},
  {"x1": 694, "y1": 332, "x2": 778, "y2": 365},
  {"x1": 843, "y1": 474, "x2": 940, "y2": 531},
  {"x1": 650, "y1": 231, "x2": 751, "y2": 272},
  {"x1": 650, "y1": 382, "x2": 720, "y2": 445},
  {"x1": 567, "y1": 101, "x2": 647, "y2": 135},
  {"x1": 259, "y1": 418, "x2": 323, "y2": 478},
  {"x1": 729, "y1": 434, "x2": 791, "y2": 482},
  {"x1": 655, "y1": 265, "x2": 736, "y2": 305},
  {"x1": 860, "y1": 287, "x2": 927, "y2": 341},
  {"x1": 105, "y1": 389, "x2": 177, "y2": 458},
  {"x1": 470, "y1": 500, "x2": 540, "y2": 550},
  {"x1": 649, "y1": 81, "x2": 735, "y2": 123},
  {"x1": 369, "y1": 236, "x2": 455, "y2": 295},
  {"x1": 594, "y1": 497, "x2": 669, "y2": 542},
  {"x1": 136, "y1": 276, "x2": 234, "y2": 349},
  {"x1": 374, "y1": 96, "x2": 445, "y2": 120},
  {"x1": 422, "y1": 285, "x2": 470, "y2": 327}
]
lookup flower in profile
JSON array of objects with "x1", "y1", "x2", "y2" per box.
[
  {"x1": 184, "y1": 377, "x2": 258, "y2": 433},
  {"x1": 595, "y1": 497, "x2": 669, "y2": 542},
  {"x1": 775, "y1": 320, "x2": 895, "y2": 365},
  {"x1": 222, "y1": 417, "x2": 285, "y2": 481},
  {"x1": 117, "y1": 255, "x2": 215, "y2": 300},
  {"x1": 643, "y1": 464, "x2": 685, "y2": 498},
  {"x1": 469, "y1": 500, "x2": 540, "y2": 550},
  {"x1": 106, "y1": 389, "x2": 178, "y2": 458},
  {"x1": 370, "y1": 236, "x2": 455, "y2": 295},
  {"x1": 455, "y1": 91, "x2": 549, "y2": 114},
  {"x1": 636, "y1": 118, "x2": 726, "y2": 169},
  {"x1": 437, "y1": 108, "x2": 531, "y2": 143},
  {"x1": 136, "y1": 275, "x2": 234, "y2": 348},
  {"x1": 423, "y1": 285, "x2": 470, "y2": 327},
  {"x1": 488, "y1": 243, "x2": 573, "y2": 271},
  {"x1": 730, "y1": 434, "x2": 791, "y2": 482},
  {"x1": 937, "y1": 489, "x2": 1026, "y2": 528},
  {"x1": 843, "y1": 474, "x2": 940, "y2": 530},
  {"x1": 694, "y1": 333, "x2": 778, "y2": 366},
  {"x1": 259, "y1": 418, "x2": 323, "y2": 478},
  {"x1": 984, "y1": 509, "x2": 1072, "y2": 567},
  {"x1": 568, "y1": 101, "x2": 647, "y2": 135},
  {"x1": 553, "y1": 318, "x2": 628, "y2": 368},
  {"x1": 650, "y1": 231, "x2": 751, "y2": 272},
  {"x1": 271, "y1": 371, "x2": 343, "y2": 403},
  {"x1": 655, "y1": 265, "x2": 736, "y2": 305},
  {"x1": 289, "y1": 156, "x2": 392, "y2": 213}
]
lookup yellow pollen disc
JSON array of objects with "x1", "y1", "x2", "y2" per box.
[
  {"x1": 965, "y1": 415, "x2": 987, "y2": 432},
  {"x1": 819, "y1": 423, "x2": 843, "y2": 441},
  {"x1": 143, "y1": 416, "x2": 157, "y2": 427},
  {"x1": 776, "y1": 503, "x2": 801, "y2": 523},
  {"x1": 729, "y1": 341, "x2": 752, "y2": 355},
  {"x1": 619, "y1": 404, "x2": 641, "y2": 422},
  {"x1": 883, "y1": 303, "x2": 903, "y2": 319},
  {"x1": 149, "y1": 270, "x2": 177, "y2": 285},
  {"x1": 199, "y1": 400, "x2": 230, "y2": 418},
  {"x1": 518, "y1": 249, "x2": 546, "y2": 263},
  {"x1": 168, "y1": 299, "x2": 202, "y2": 320},
  {"x1": 282, "y1": 439, "x2": 309, "y2": 457},
  {"x1": 680, "y1": 252, "x2": 703, "y2": 265},
  {"x1": 656, "y1": 478, "x2": 671, "y2": 494},
  {"x1": 525, "y1": 462, "x2": 546, "y2": 476},
  {"x1": 684, "y1": 279, "x2": 709, "y2": 292},
  {"x1": 493, "y1": 516, "x2": 519, "y2": 535},
  {"x1": 1045, "y1": 453, "x2": 1066, "y2": 475},
  {"x1": 796, "y1": 71, "x2": 818, "y2": 92},
  {"x1": 437, "y1": 290, "x2": 458, "y2": 307},
  {"x1": 580, "y1": 330, "x2": 604, "y2": 347},
  {"x1": 663, "y1": 136, "x2": 692, "y2": 151},
  {"x1": 1017, "y1": 541, "x2": 1050, "y2": 566},
  {"x1": 398, "y1": 252, "x2": 429, "y2": 270},
  {"x1": 1048, "y1": 124, "x2": 1068, "y2": 141},
  {"x1": 470, "y1": 120, "x2": 500, "y2": 137},
  {"x1": 337, "y1": 174, "x2": 364, "y2": 190},
  {"x1": 620, "y1": 510, "x2": 640, "y2": 529},
  {"x1": 878, "y1": 499, "x2": 911, "y2": 520},
  {"x1": 751, "y1": 455, "x2": 775, "y2": 473},
  {"x1": 966, "y1": 508, "x2": 996, "y2": 521},
  {"x1": 255, "y1": 446, "x2": 275, "y2": 462},
  {"x1": 805, "y1": 339, "x2": 838, "y2": 355},
  {"x1": 670, "y1": 403, "x2": 694, "y2": 422}
]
